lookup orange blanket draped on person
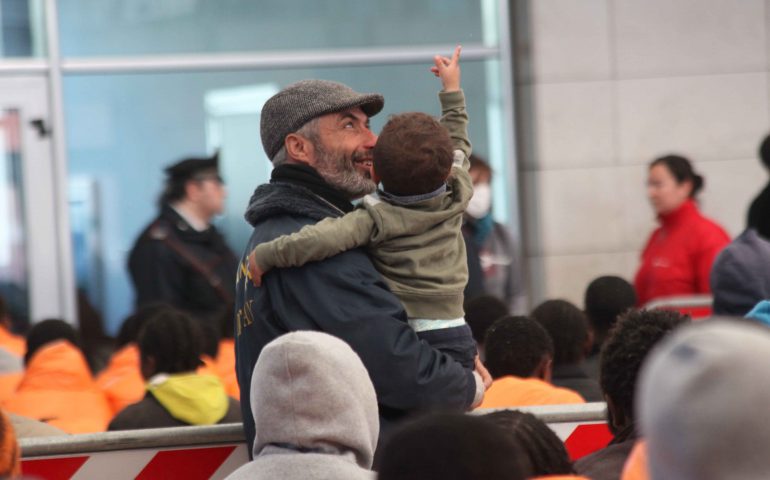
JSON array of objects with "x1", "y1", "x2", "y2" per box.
[
  {"x1": 215, "y1": 338, "x2": 239, "y2": 399},
  {"x1": 96, "y1": 344, "x2": 145, "y2": 416},
  {"x1": 3, "y1": 340, "x2": 111, "y2": 433},
  {"x1": 477, "y1": 376, "x2": 585, "y2": 409}
]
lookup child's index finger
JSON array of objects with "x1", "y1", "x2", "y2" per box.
[{"x1": 451, "y1": 45, "x2": 462, "y2": 65}]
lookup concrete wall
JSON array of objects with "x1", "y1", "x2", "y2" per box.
[{"x1": 514, "y1": 0, "x2": 770, "y2": 305}]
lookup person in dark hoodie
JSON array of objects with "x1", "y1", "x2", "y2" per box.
[
  {"x1": 710, "y1": 227, "x2": 770, "y2": 316},
  {"x1": 226, "y1": 331, "x2": 378, "y2": 480},
  {"x1": 108, "y1": 308, "x2": 240, "y2": 430},
  {"x1": 235, "y1": 74, "x2": 484, "y2": 455}
]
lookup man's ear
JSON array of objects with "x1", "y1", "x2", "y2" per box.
[
  {"x1": 140, "y1": 355, "x2": 156, "y2": 380},
  {"x1": 284, "y1": 133, "x2": 316, "y2": 166},
  {"x1": 183, "y1": 179, "x2": 201, "y2": 202},
  {"x1": 534, "y1": 354, "x2": 553, "y2": 382}
]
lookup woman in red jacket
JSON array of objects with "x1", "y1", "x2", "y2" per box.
[{"x1": 634, "y1": 155, "x2": 730, "y2": 306}]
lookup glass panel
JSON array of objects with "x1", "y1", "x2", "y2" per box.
[
  {"x1": 58, "y1": 0, "x2": 488, "y2": 56},
  {"x1": 0, "y1": 109, "x2": 29, "y2": 330},
  {"x1": 0, "y1": 0, "x2": 46, "y2": 57},
  {"x1": 63, "y1": 60, "x2": 507, "y2": 334}
]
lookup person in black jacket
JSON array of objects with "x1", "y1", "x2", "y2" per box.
[
  {"x1": 235, "y1": 79, "x2": 485, "y2": 458},
  {"x1": 531, "y1": 299, "x2": 602, "y2": 402},
  {"x1": 127, "y1": 152, "x2": 238, "y2": 328},
  {"x1": 747, "y1": 133, "x2": 770, "y2": 239}
]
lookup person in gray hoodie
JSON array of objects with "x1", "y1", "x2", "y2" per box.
[{"x1": 226, "y1": 331, "x2": 378, "y2": 480}]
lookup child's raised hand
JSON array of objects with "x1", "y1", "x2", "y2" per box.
[
  {"x1": 247, "y1": 251, "x2": 265, "y2": 287},
  {"x1": 430, "y1": 45, "x2": 461, "y2": 92}
]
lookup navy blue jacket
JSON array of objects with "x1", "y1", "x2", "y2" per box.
[{"x1": 235, "y1": 167, "x2": 475, "y2": 455}]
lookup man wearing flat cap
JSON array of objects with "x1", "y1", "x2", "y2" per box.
[
  {"x1": 128, "y1": 152, "x2": 238, "y2": 327},
  {"x1": 235, "y1": 79, "x2": 478, "y2": 456}
]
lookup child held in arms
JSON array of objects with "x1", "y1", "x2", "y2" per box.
[{"x1": 248, "y1": 46, "x2": 482, "y2": 378}]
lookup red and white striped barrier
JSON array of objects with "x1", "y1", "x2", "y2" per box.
[
  {"x1": 21, "y1": 404, "x2": 609, "y2": 479},
  {"x1": 22, "y1": 444, "x2": 248, "y2": 480}
]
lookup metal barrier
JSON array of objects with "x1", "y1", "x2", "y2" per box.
[
  {"x1": 20, "y1": 424, "x2": 249, "y2": 480},
  {"x1": 19, "y1": 403, "x2": 609, "y2": 479},
  {"x1": 644, "y1": 294, "x2": 713, "y2": 318}
]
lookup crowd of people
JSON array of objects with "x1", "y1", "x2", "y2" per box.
[{"x1": 0, "y1": 46, "x2": 769, "y2": 480}]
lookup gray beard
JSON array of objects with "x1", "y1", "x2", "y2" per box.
[{"x1": 314, "y1": 142, "x2": 376, "y2": 199}]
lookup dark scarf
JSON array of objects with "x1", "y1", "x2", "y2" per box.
[
  {"x1": 271, "y1": 164, "x2": 354, "y2": 213},
  {"x1": 244, "y1": 164, "x2": 354, "y2": 227}
]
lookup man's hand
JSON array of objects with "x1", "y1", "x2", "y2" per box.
[
  {"x1": 247, "y1": 251, "x2": 264, "y2": 287},
  {"x1": 430, "y1": 45, "x2": 462, "y2": 92},
  {"x1": 474, "y1": 355, "x2": 492, "y2": 390}
]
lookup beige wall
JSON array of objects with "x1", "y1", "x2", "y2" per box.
[{"x1": 514, "y1": 0, "x2": 770, "y2": 306}]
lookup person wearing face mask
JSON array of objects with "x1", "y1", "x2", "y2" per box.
[
  {"x1": 463, "y1": 155, "x2": 526, "y2": 314},
  {"x1": 634, "y1": 154, "x2": 730, "y2": 306}
]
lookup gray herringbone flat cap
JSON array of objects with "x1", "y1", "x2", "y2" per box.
[{"x1": 260, "y1": 79, "x2": 384, "y2": 160}]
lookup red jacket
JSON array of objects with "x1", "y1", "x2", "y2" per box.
[{"x1": 635, "y1": 200, "x2": 730, "y2": 306}]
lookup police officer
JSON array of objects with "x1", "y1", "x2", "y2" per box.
[{"x1": 128, "y1": 152, "x2": 237, "y2": 327}]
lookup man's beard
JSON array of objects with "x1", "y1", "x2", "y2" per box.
[{"x1": 314, "y1": 141, "x2": 376, "y2": 199}]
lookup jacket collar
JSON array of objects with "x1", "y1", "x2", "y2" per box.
[
  {"x1": 270, "y1": 164, "x2": 354, "y2": 214},
  {"x1": 658, "y1": 199, "x2": 698, "y2": 228},
  {"x1": 244, "y1": 165, "x2": 354, "y2": 227}
]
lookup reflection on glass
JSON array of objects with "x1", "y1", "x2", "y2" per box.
[
  {"x1": 64, "y1": 60, "x2": 503, "y2": 333},
  {"x1": 58, "y1": 0, "x2": 487, "y2": 56},
  {"x1": 0, "y1": 0, "x2": 46, "y2": 57},
  {"x1": 0, "y1": 109, "x2": 29, "y2": 329}
]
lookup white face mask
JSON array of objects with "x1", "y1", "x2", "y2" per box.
[{"x1": 466, "y1": 182, "x2": 492, "y2": 219}]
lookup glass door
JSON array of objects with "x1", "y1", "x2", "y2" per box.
[{"x1": 0, "y1": 76, "x2": 68, "y2": 330}]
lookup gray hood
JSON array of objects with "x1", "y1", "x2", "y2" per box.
[{"x1": 250, "y1": 331, "x2": 379, "y2": 469}]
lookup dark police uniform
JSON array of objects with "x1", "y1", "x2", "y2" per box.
[{"x1": 128, "y1": 155, "x2": 238, "y2": 327}]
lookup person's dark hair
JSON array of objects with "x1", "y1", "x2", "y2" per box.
[
  {"x1": 469, "y1": 154, "x2": 493, "y2": 179},
  {"x1": 378, "y1": 412, "x2": 528, "y2": 480},
  {"x1": 484, "y1": 410, "x2": 574, "y2": 476},
  {"x1": 25, "y1": 319, "x2": 81, "y2": 365},
  {"x1": 760, "y1": 134, "x2": 770, "y2": 170},
  {"x1": 373, "y1": 112, "x2": 453, "y2": 196},
  {"x1": 158, "y1": 176, "x2": 188, "y2": 206},
  {"x1": 484, "y1": 315, "x2": 554, "y2": 379},
  {"x1": 464, "y1": 295, "x2": 509, "y2": 345},
  {"x1": 116, "y1": 303, "x2": 173, "y2": 348},
  {"x1": 219, "y1": 302, "x2": 235, "y2": 340},
  {"x1": 650, "y1": 154, "x2": 704, "y2": 198},
  {"x1": 600, "y1": 309, "x2": 689, "y2": 430},
  {"x1": 198, "y1": 321, "x2": 221, "y2": 359},
  {"x1": 584, "y1": 276, "x2": 637, "y2": 345},
  {"x1": 531, "y1": 299, "x2": 589, "y2": 366},
  {"x1": 137, "y1": 308, "x2": 203, "y2": 375}
]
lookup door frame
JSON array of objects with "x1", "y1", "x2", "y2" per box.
[{"x1": 0, "y1": 75, "x2": 73, "y2": 323}]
